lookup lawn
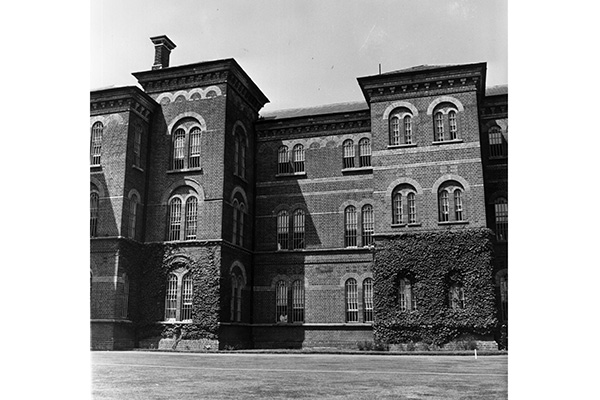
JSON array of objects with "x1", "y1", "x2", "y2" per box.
[{"x1": 92, "y1": 351, "x2": 507, "y2": 399}]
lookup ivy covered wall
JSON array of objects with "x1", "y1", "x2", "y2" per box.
[{"x1": 373, "y1": 228, "x2": 498, "y2": 346}]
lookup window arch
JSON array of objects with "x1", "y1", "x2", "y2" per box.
[
  {"x1": 90, "y1": 191, "x2": 99, "y2": 237},
  {"x1": 278, "y1": 145, "x2": 291, "y2": 174},
  {"x1": 128, "y1": 193, "x2": 139, "y2": 239},
  {"x1": 399, "y1": 277, "x2": 416, "y2": 312},
  {"x1": 90, "y1": 122, "x2": 103, "y2": 165},
  {"x1": 363, "y1": 278, "x2": 374, "y2": 322},
  {"x1": 167, "y1": 187, "x2": 199, "y2": 241},
  {"x1": 392, "y1": 184, "x2": 417, "y2": 225},
  {"x1": 170, "y1": 121, "x2": 203, "y2": 170},
  {"x1": 432, "y1": 103, "x2": 460, "y2": 142},
  {"x1": 489, "y1": 126, "x2": 506, "y2": 158},
  {"x1": 292, "y1": 209, "x2": 305, "y2": 249},
  {"x1": 494, "y1": 198, "x2": 508, "y2": 241},
  {"x1": 276, "y1": 210, "x2": 289, "y2": 250},
  {"x1": 389, "y1": 108, "x2": 414, "y2": 145},
  {"x1": 345, "y1": 278, "x2": 359, "y2": 322},
  {"x1": 164, "y1": 268, "x2": 193, "y2": 322},
  {"x1": 438, "y1": 181, "x2": 465, "y2": 222},
  {"x1": 358, "y1": 138, "x2": 371, "y2": 167},
  {"x1": 293, "y1": 144, "x2": 305, "y2": 173},
  {"x1": 344, "y1": 206, "x2": 358, "y2": 247},
  {"x1": 449, "y1": 283, "x2": 465, "y2": 310},
  {"x1": 361, "y1": 205, "x2": 374, "y2": 246},
  {"x1": 343, "y1": 139, "x2": 355, "y2": 168}
]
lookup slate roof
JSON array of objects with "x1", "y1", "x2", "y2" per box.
[
  {"x1": 485, "y1": 85, "x2": 508, "y2": 96},
  {"x1": 260, "y1": 101, "x2": 369, "y2": 120}
]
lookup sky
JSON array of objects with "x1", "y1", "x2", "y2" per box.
[{"x1": 91, "y1": 0, "x2": 507, "y2": 113}]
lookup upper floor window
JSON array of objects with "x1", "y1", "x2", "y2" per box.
[
  {"x1": 358, "y1": 138, "x2": 371, "y2": 167},
  {"x1": 389, "y1": 109, "x2": 414, "y2": 146},
  {"x1": 343, "y1": 140, "x2": 355, "y2": 169},
  {"x1": 234, "y1": 127, "x2": 247, "y2": 178},
  {"x1": 275, "y1": 278, "x2": 304, "y2": 323},
  {"x1": 167, "y1": 189, "x2": 199, "y2": 241},
  {"x1": 90, "y1": 191, "x2": 99, "y2": 237},
  {"x1": 292, "y1": 209, "x2": 305, "y2": 249},
  {"x1": 399, "y1": 277, "x2": 416, "y2": 312},
  {"x1": 438, "y1": 181, "x2": 465, "y2": 223},
  {"x1": 345, "y1": 278, "x2": 359, "y2": 323},
  {"x1": 277, "y1": 144, "x2": 305, "y2": 175},
  {"x1": 128, "y1": 193, "x2": 139, "y2": 239},
  {"x1": 278, "y1": 146, "x2": 291, "y2": 174},
  {"x1": 494, "y1": 198, "x2": 508, "y2": 241},
  {"x1": 171, "y1": 124, "x2": 203, "y2": 170},
  {"x1": 164, "y1": 268, "x2": 193, "y2": 322},
  {"x1": 232, "y1": 200, "x2": 245, "y2": 246},
  {"x1": 275, "y1": 280, "x2": 288, "y2": 322},
  {"x1": 90, "y1": 122, "x2": 103, "y2": 166},
  {"x1": 448, "y1": 282, "x2": 465, "y2": 310},
  {"x1": 432, "y1": 103, "x2": 460, "y2": 142},
  {"x1": 489, "y1": 126, "x2": 506, "y2": 158},
  {"x1": 392, "y1": 184, "x2": 418, "y2": 225},
  {"x1": 276, "y1": 208, "x2": 306, "y2": 250},
  {"x1": 344, "y1": 206, "x2": 358, "y2": 247},
  {"x1": 291, "y1": 279, "x2": 305, "y2": 323},
  {"x1": 276, "y1": 210, "x2": 289, "y2": 250},
  {"x1": 230, "y1": 273, "x2": 243, "y2": 322},
  {"x1": 361, "y1": 205, "x2": 374, "y2": 246},
  {"x1": 133, "y1": 125, "x2": 142, "y2": 168},
  {"x1": 293, "y1": 144, "x2": 305, "y2": 173},
  {"x1": 363, "y1": 278, "x2": 374, "y2": 322}
]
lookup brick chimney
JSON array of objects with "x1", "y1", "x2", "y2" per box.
[{"x1": 150, "y1": 35, "x2": 176, "y2": 70}]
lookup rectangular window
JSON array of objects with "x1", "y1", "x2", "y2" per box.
[
  {"x1": 90, "y1": 193, "x2": 99, "y2": 237},
  {"x1": 495, "y1": 201, "x2": 508, "y2": 241},
  {"x1": 393, "y1": 193, "x2": 402, "y2": 224},
  {"x1": 390, "y1": 117, "x2": 400, "y2": 145},
  {"x1": 489, "y1": 127, "x2": 504, "y2": 158},
  {"x1": 435, "y1": 113, "x2": 444, "y2": 141},
  {"x1": 188, "y1": 128, "x2": 201, "y2": 169},
  {"x1": 363, "y1": 279, "x2": 373, "y2": 323},
  {"x1": 407, "y1": 193, "x2": 416, "y2": 224},
  {"x1": 404, "y1": 116, "x2": 413, "y2": 144},
  {"x1": 168, "y1": 199, "x2": 182, "y2": 241},
  {"x1": 454, "y1": 190, "x2": 463, "y2": 221},
  {"x1": 185, "y1": 198, "x2": 198, "y2": 240},
  {"x1": 439, "y1": 192, "x2": 449, "y2": 222},
  {"x1": 449, "y1": 111, "x2": 457, "y2": 140}
]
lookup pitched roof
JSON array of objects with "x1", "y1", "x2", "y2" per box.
[
  {"x1": 380, "y1": 64, "x2": 457, "y2": 75},
  {"x1": 260, "y1": 101, "x2": 368, "y2": 120},
  {"x1": 485, "y1": 85, "x2": 508, "y2": 96}
]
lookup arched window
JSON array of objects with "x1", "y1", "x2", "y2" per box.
[
  {"x1": 454, "y1": 189, "x2": 463, "y2": 221},
  {"x1": 361, "y1": 205, "x2": 374, "y2": 247},
  {"x1": 435, "y1": 112, "x2": 445, "y2": 142},
  {"x1": 392, "y1": 192, "x2": 402, "y2": 224},
  {"x1": 238, "y1": 203, "x2": 245, "y2": 246},
  {"x1": 438, "y1": 181, "x2": 465, "y2": 223},
  {"x1": 172, "y1": 129, "x2": 186, "y2": 170},
  {"x1": 359, "y1": 138, "x2": 371, "y2": 167},
  {"x1": 393, "y1": 184, "x2": 418, "y2": 225},
  {"x1": 363, "y1": 278, "x2": 374, "y2": 322},
  {"x1": 291, "y1": 279, "x2": 305, "y2": 322},
  {"x1": 128, "y1": 193, "x2": 138, "y2": 239},
  {"x1": 232, "y1": 199, "x2": 238, "y2": 243},
  {"x1": 234, "y1": 127, "x2": 246, "y2": 178},
  {"x1": 90, "y1": 122, "x2": 103, "y2": 165},
  {"x1": 389, "y1": 108, "x2": 414, "y2": 146},
  {"x1": 292, "y1": 209, "x2": 305, "y2": 249},
  {"x1": 399, "y1": 278, "x2": 416, "y2": 311},
  {"x1": 276, "y1": 280, "x2": 288, "y2": 322},
  {"x1": 133, "y1": 125, "x2": 142, "y2": 167},
  {"x1": 489, "y1": 126, "x2": 505, "y2": 158},
  {"x1": 403, "y1": 115, "x2": 413, "y2": 144},
  {"x1": 432, "y1": 103, "x2": 460, "y2": 142},
  {"x1": 188, "y1": 127, "x2": 202, "y2": 169},
  {"x1": 277, "y1": 210, "x2": 289, "y2": 250},
  {"x1": 449, "y1": 111, "x2": 457, "y2": 140},
  {"x1": 449, "y1": 283, "x2": 465, "y2": 310},
  {"x1": 90, "y1": 192, "x2": 99, "y2": 237},
  {"x1": 119, "y1": 274, "x2": 129, "y2": 319},
  {"x1": 293, "y1": 144, "x2": 305, "y2": 173},
  {"x1": 278, "y1": 146, "x2": 291, "y2": 174},
  {"x1": 344, "y1": 206, "x2": 357, "y2": 247},
  {"x1": 345, "y1": 278, "x2": 359, "y2": 322},
  {"x1": 499, "y1": 274, "x2": 508, "y2": 321},
  {"x1": 164, "y1": 270, "x2": 194, "y2": 322},
  {"x1": 389, "y1": 115, "x2": 401, "y2": 145},
  {"x1": 494, "y1": 198, "x2": 508, "y2": 241},
  {"x1": 230, "y1": 274, "x2": 243, "y2": 322},
  {"x1": 439, "y1": 190, "x2": 450, "y2": 222},
  {"x1": 407, "y1": 192, "x2": 416, "y2": 224},
  {"x1": 343, "y1": 139, "x2": 355, "y2": 168},
  {"x1": 168, "y1": 197, "x2": 183, "y2": 241},
  {"x1": 185, "y1": 197, "x2": 198, "y2": 240}
]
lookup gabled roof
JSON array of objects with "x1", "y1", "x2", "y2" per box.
[{"x1": 260, "y1": 101, "x2": 368, "y2": 120}]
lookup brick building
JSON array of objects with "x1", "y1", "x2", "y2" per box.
[{"x1": 90, "y1": 36, "x2": 507, "y2": 350}]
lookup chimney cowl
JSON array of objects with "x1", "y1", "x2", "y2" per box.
[{"x1": 150, "y1": 35, "x2": 176, "y2": 70}]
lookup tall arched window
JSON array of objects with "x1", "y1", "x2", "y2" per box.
[
  {"x1": 230, "y1": 274, "x2": 243, "y2": 322},
  {"x1": 389, "y1": 115, "x2": 401, "y2": 145},
  {"x1": 238, "y1": 203, "x2": 245, "y2": 246},
  {"x1": 185, "y1": 197, "x2": 198, "y2": 240},
  {"x1": 119, "y1": 274, "x2": 129, "y2": 319},
  {"x1": 363, "y1": 278, "x2": 374, "y2": 322},
  {"x1": 399, "y1": 278, "x2": 416, "y2": 312},
  {"x1": 128, "y1": 193, "x2": 138, "y2": 239},
  {"x1": 343, "y1": 140, "x2": 355, "y2": 168},
  {"x1": 344, "y1": 206, "x2": 357, "y2": 247},
  {"x1": 90, "y1": 122, "x2": 103, "y2": 165},
  {"x1": 90, "y1": 192, "x2": 99, "y2": 237},
  {"x1": 292, "y1": 209, "x2": 305, "y2": 249},
  {"x1": 449, "y1": 111, "x2": 457, "y2": 140},
  {"x1": 293, "y1": 144, "x2": 305, "y2": 173},
  {"x1": 276, "y1": 210, "x2": 289, "y2": 250},
  {"x1": 345, "y1": 278, "x2": 359, "y2": 322},
  {"x1": 133, "y1": 125, "x2": 142, "y2": 167},
  {"x1": 278, "y1": 146, "x2": 291, "y2": 174},
  {"x1": 435, "y1": 112, "x2": 444, "y2": 142},
  {"x1": 181, "y1": 273, "x2": 193, "y2": 321},
  {"x1": 393, "y1": 184, "x2": 418, "y2": 225},
  {"x1": 188, "y1": 127, "x2": 202, "y2": 169},
  {"x1": 359, "y1": 138, "x2": 371, "y2": 167},
  {"x1": 168, "y1": 197, "x2": 183, "y2": 241},
  {"x1": 454, "y1": 189, "x2": 463, "y2": 221},
  {"x1": 407, "y1": 193, "x2": 416, "y2": 224},
  {"x1": 438, "y1": 181, "x2": 466, "y2": 223},
  {"x1": 361, "y1": 205, "x2": 374, "y2": 246},
  {"x1": 170, "y1": 122, "x2": 204, "y2": 170},
  {"x1": 432, "y1": 103, "x2": 460, "y2": 142},
  {"x1": 439, "y1": 191, "x2": 450, "y2": 222},
  {"x1": 494, "y1": 198, "x2": 508, "y2": 241},
  {"x1": 403, "y1": 115, "x2": 413, "y2": 144},
  {"x1": 172, "y1": 129, "x2": 186, "y2": 170},
  {"x1": 292, "y1": 279, "x2": 305, "y2": 322},
  {"x1": 392, "y1": 192, "x2": 402, "y2": 224},
  {"x1": 489, "y1": 126, "x2": 505, "y2": 158},
  {"x1": 234, "y1": 127, "x2": 246, "y2": 178},
  {"x1": 276, "y1": 280, "x2": 288, "y2": 322},
  {"x1": 449, "y1": 283, "x2": 465, "y2": 310},
  {"x1": 164, "y1": 269, "x2": 194, "y2": 322},
  {"x1": 164, "y1": 273, "x2": 179, "y2": 321}
]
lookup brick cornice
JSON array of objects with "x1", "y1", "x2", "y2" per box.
[{"x1": 90, "y1": 86, "x2": 157, "y2": 122}]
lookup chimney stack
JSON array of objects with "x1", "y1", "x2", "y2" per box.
[{"x1": 150, "y1": 35, "x2": 176, "y2": 70}]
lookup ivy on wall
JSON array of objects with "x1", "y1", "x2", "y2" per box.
[
  {"x1": 373, "y1": 228, "x2": 498, "y2": 346},
  {"x1": 120, "y1": 241, "x2": 222, "y2": 342}
]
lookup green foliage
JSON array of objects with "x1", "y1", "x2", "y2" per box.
[{"x1": 373, "y1": 228, "x2": 498, "y2": 346}]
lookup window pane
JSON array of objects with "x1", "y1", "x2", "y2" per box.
[
  {"x1": 188, "y1": 127, "x2": 201, "y2": 168},
  {"x1": 293, "y1": 144, "x2": 305, "y2": 173},
  {"x1": 276, "y1": 280, "x2": 288, "y2": 322},
  {"x1": 343, "y1": 140, "x2": 355, "y2": 168},
  {"x1": 168, "y1": 198, "x2": 182, "y2": 240},
  {"x1": 185, "y1": 197, "x2": 198, "y2": 240},
  {"x1": 90, "y1": 122, "x2": 103, "y2": 165},
  {"x1": 404, "y1": 115, "x2": 412, "y2": 144},
  {"x1": 454, "y1": 190, "x2": 463, "y2": 221},
  {"x1": 393, "y1": 193, "x2": 402, "y2": 224},
  {"x1": 390, "y1": 116, "x2": 400, "y2": 145},
  {"x1": 495, "y1": 198, "x2": 508, "y2": 241},
  {"x1": 128, "y1": 194, "x2": 138, "y2": 239},
  {"x1": 277, "y1": 210, "x2": 289, "y2": 250},
  {"x1": 361, "y1": 205, "x2": 374, "y2": 246},
  {"x1": 407, "y1": 193, "x2": 416, "y2": 224},
  {"x1": 90, "y1": 192, "x2": 99, "y2": 237},
  {"x1": 164, "y1": 274, "x2": 178, "y2": 321},
  {"x1": 345, "y1": 278, "x2": 359, "y2": 322},
  {"x1": 439, "y1": 191, "x2": 449, "y2": 222},
  {"x1": 181, "y1": 274, "x2": 193, "y2": 321},
  {"x1": 449, "y1": 111, "x2": 457, "y2": 140},
  {"x1": 292, "y1": 280, "x2": 305, "y2": 322},
  {"x1": 489, "y1": 126, "x2": 504, "y2": 157},
  {"x1": 172, "y1": 129, "x2": 185, "y2": 170},
  {"x1": 344, "y1": 206, "x2": 357, "y2": 247},
  {"x1": 278, "y1": 146, "x2": 291, "y2": 174},
  {"x1": 363, "y1": 278, "x2": 373, "y2": 322},
  {"x1": 435, "y1": 112, "x2": 444, "y2": 141},
  {"x1": 359, "y1": 138, "x2": 371, "y2": 167},
  {"x1": 292, "y1": 209, "x2": 305, "y2": 249}
]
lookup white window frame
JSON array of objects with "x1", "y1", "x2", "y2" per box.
[
  {"x1": 344, "y1": 206, "x2": 358, "y2": 247},
  {"x1": 90, "y1": 122, "x2": 103, "y2": 166},
  {"x1": 343, "y1": 139, "x2": 355, "y2": 169},
  {"x1": 363, "y1": 278, "x2": 374, "y2": 322},
  {"x1": 345, "y1": 278, "x2": 359, "y2": 323}
]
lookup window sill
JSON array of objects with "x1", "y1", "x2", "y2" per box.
[
  {"x1": 431, "y1": 139, "x2": 463, "y2": 145},
  {"x1": 276, "y1": 171, "x2": 306, "y2": 178},
  {"x1": 90, "y1": 164, "x2": 102, "y2": 170},
  {"x1": 391, "y1": 223, "x2": 406, "y2": 228},
  {"x1": 438, "y1": 220, "x2": 469, "y2": 226},
  {"x1": 167, "y1": 167, "x2": 203, "y2": 174},
  {"x1": 387, "y1": 143, "x2": 416, "y2": 149},
  {"x1": 341, "y1": 166, "x2": 373, "y2": 174},
  {"x1": 132, "y1": 165, "x2": 144, "y2": 172},
  {"x1": 161, "y1": 320, "x2": 193, "y2": 324}
]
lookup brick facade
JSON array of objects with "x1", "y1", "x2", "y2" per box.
[{"x1": 90, "y1": 36, "x2": 507, "y2": 350}]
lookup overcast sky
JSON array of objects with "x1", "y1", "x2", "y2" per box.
[{"x1": 91, "y1": 0, "x2": 507, "y2": 112}]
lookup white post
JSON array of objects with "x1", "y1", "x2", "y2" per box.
[{"x1": 474, "y1": 349, "x2": 478, "y2": 359}]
